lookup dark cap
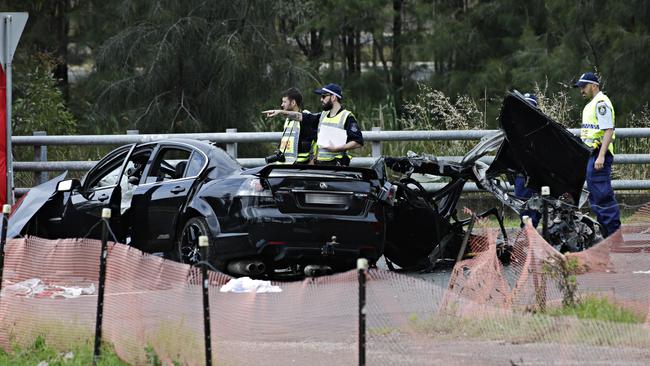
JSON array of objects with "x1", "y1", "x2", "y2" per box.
[
  {"x1": 313, "y1": 83, "x2": 343, "y2": 99},
  {"x1": 574, "y1": 72, "x2": 600, "y2": 88}
]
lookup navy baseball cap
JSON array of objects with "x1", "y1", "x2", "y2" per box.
[
  {"x1": 314, "y1": 83, "x2": 343, "y2": 99},
  {"x1": 574, "y1": 72, "x2": 600, "y2": 88},
  {"x1": 523, "y1": 93, "x2": 538, "y2": 107}
]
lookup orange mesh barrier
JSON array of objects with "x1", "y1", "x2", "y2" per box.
[{"x1": 2, "y1": 215, "x2": 650, "y2": 364}]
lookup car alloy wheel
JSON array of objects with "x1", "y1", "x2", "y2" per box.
[{"x1": 178, "y1": 217, "x2": 211, "y2": 265}]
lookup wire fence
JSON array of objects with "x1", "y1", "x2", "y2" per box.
[{"x1": 1, "y1": 203, "x2": 650, "y2": 365}]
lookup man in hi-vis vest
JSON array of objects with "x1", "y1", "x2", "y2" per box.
[
  {"x1": 574, "y1": 71, "x2": 621, "y2": 238},
  {"x1": 263, "y1": 83, "x2": 363, "y2": 166},
  {"x1": 276, "y1": 87, "x2": 315, "y2": 164}
]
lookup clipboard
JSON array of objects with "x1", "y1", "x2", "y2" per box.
[{"x1": 317, "y1": 125, "x2": 347, "y2": 148}]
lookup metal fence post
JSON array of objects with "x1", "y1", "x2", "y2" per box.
[
  {"x1": 93, "y1": 208, "x2": 111, "y2": 365},
  {"x1": 357, "y1": 258, "x2": 368, "y2": 366},
  {"x1": 226, "y1": 128, "x2": 237, "y2": 159},
  {"x1": 33, "y1": 131, "x2": 47, "y2": 185},
  {"x1": 199, "y1": 235, "x2": 212, "y2": 366},
  {"x1": 371, "y1": 127, "x2": 381, "y2": 157},
  {"x1": 0, "y1": 204, "x2": 11, "y2": 294}
]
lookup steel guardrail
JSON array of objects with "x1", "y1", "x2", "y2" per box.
[{"x1": 11, "y1": 128, "x2": 650, "y2": 193}]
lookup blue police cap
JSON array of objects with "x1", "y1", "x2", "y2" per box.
[
  {"x1": 523, "y1": 93, "x2": 538, "y2": 107},
  {"x1": 313, "y1": 83, "x2": 343, "y2": 99},
  {"x1": 574, "y1": 72, "x2": 600, "y2": 88}
]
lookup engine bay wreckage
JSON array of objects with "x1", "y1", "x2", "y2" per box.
[
  {"x1": 381, "y1": 90, "x2": 602, "y2": 270},
  {"x1": 4, "y1": 91, "x2": 603, "y2": 277}
]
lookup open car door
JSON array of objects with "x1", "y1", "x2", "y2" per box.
[{"x1": 53, "y1": 144, "x2": 137, "y2": 241}]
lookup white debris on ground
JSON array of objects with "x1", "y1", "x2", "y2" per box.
[
  {"x1": 1, "y1": 278, "x2": 95, "y2": 299},
  {"x1": 220, "y1": 277, "x2": 282, "y2": 293},
  {"x1": 632, "y1": 270, "x2": 650, "y2": 274}
]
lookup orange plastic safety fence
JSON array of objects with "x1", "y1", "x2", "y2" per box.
[{"x1": 1, "y1": 211, "x2": 650, "y2": 364}]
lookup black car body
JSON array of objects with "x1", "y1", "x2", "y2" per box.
[{"x1": 10, "y1": 139, "x2": 388, "y2": 276}]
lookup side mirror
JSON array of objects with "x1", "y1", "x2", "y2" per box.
[{"x1": 57, "y1": 179, "x2": 81, "y2": 192}]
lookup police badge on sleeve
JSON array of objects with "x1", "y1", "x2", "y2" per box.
[{"x1": 598, "y1": 104, "x2": 607, "y2": 115}]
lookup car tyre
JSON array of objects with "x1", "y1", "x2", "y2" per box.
[{"x1": 174, "y1": 217, "x2": 214, "y2": 267}]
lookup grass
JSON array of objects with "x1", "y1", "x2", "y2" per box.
[
  {"x1": 546, "y1": 295, "x2": 644, "y2": 324},
  {"x1": 0, "y1": 336, "x2": 129, "y2": 365},
  {"x1": 407, "y1": 296, "x2": 648, "y2": 347}
]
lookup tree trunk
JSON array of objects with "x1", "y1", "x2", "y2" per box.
[
  {"x1": 355, "y1": 30, "x2": 361, "y2": 73},
  {"x1": 52, "y1": 0, "x2": 70, "y2": 100},
  {"x1": 393, "y1": 0, "x2": 404, "y2": 116}
]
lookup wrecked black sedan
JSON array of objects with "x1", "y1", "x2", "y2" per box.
[
  {"x1": 381, "y1": 91, "x2": 602, "y2": 270},
  {"x1": 8, "y1": 139, "x2": 389, "y2": 277}
]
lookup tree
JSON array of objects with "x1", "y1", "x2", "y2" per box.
[{"x1": 85, "y1": 0, "x2": 303, "y2": 134}]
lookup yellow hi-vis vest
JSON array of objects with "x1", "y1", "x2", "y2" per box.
[
  {"x1": 316, "y1": 109, "x2": 352, "y2": 161},
  {"x1": 279, "y1": 111, "x2": 312, "y2": 164},
  {"x1": 581, "y1": 92, "x2": 615, "y2": 155}
]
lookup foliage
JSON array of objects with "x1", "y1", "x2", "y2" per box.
[
  {"x1": 0, "y1": 336, "x2": 129, "y2": 365},
  {"x1": 12, "y1": 53, "x2": 77, "y2": 136},
  {"x1": 546, "y1": 295, "x2": 644, "y2": 324},
  {"x1": 386, "y1": 84, "x2": 485, "y2": 156},
  {"x1": 6, "y1": 0, "x2": 650, "y2": 177},
  {"x1": 542, "y1": 255, "x2": 583, "y2": 307}
]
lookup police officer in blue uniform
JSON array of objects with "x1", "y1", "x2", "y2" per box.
[
  {"x1": 514, "y1": 93, "x2": 540, "y2": 227},
  {"x1": 574, "y1": 72, "x2": 621, "y2": 237},
  {"x1": 263, "y1": 83, "x2": 363, "y2": 166}
]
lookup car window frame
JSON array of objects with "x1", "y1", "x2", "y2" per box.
[
  {"x1": 82, "y1": 144, "x2": 137, "y2": 193},
  {"x1": 139, "y1": 142, "x2": 208, "y2": 187}
]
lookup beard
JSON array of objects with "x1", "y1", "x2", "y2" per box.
[{"x1": 322, "y1": 100, "x2": 333, "y2": 111}]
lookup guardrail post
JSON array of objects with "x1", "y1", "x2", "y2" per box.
[
  {"x1": 93, "y1": 208, "x2": 111, "y2": 365},
  {"x1": 33, "y1": 131, "x2": 48, "y2": 185},
  {"x1": 199, "y1": 235, "x2": 213, "y2": 366},
  {"x1": 0, "y1": 204, "x2": 11, "y2": 294},
  {"x1": 226, "y1": 128, "x2": 237, "y2": 159},
  {"x1": 357, "y1": 258, "x2": 368, "y2": 366},
  {"x1": 371, "y1": 127, "x2": 381, "y2": 157}
]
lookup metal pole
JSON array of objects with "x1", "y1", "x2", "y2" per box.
[
  {"x1": 4, "y1": 15, "x2": 14, "y2": 204},
  {"x1": 199, "y1": 235, "x2": 212, "y2": 366},
  {"x1": 33, "y1": 131, "x2": 47, "y2": 185},
  {"x1": 456, "y1": 214, "x2": 476, "y2": 263},
  {"x1": 357, "y1": 258, "x2": 368, "y2": 366},
  {"x1": 0, "y1": 204, "x2": 10, "y2": 293},
  {"x1": 93, "y1": 208, "x2": 111, "y2": 365},
  {"x1": 371, "y1": 127, "x2": 382, "y2": 157},
  {"x1": 226, "y1": 128, "x2": 237, "y2": 159},
  {"x1": 541, "y1": 186, "x2": 550, "y2": 241}
]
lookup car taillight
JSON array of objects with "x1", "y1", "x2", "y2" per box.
[{"x1": 235, "y1": 178, "x2": 272, "y2": 197}]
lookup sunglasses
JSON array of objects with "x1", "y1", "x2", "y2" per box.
[{"x1": 320, "y1": 94, "x2": 331, "y2": 100}]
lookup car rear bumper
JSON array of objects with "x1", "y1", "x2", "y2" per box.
[{"x1": 213, "y1": 209, "x2": 385, "y2": 267}]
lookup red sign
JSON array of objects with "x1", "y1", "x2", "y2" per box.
[{"x1": 0, "y1": 67, "x2": 6, "y2": 204}]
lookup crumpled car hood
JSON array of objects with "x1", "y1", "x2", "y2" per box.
[
  {"x1": 2, "y1": 172, "x2": 68, "y2": 239},
  {"x1": 488, "y1": 91, "x2": 590, "y2": 202}
]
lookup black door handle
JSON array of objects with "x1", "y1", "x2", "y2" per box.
[
  {"x1": 170, "y1": 186, "x2": 186, "y2": 194},
  {"x1": 97, "y1": 194, "x2": 109, "y2": 202}
]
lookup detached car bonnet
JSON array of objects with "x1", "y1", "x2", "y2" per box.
[{"x1": 489, "y1": 91, "x2": 590, "y2": 202}]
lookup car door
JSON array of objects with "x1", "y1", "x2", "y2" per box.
[
  {"x1": 130, "y1": 144, "x2": 207, "y2": 252},
  {"x1": 64, "y1": 144, "x2": 137, "y2": 240}
]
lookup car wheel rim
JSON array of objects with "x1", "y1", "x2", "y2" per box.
[{"x1": 180, "y1": 222, "x2": 204, "y2": 265}]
